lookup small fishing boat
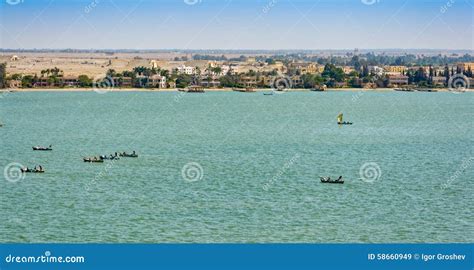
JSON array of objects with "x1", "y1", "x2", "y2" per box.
[
  {"x1": 320, "y1": 177, "x2": 344, "y2": 184},
  {"x1": 119, "y1": 152, "x2": 138, "y2": 158},
  {"x1": 33, "y1": 145, "x2": 52, "y2": 151},
  {"x1": 21, "y1": 167, "x2": 45, "y2": 173},
  {"x1": 100, "y1": 155, "x2": 120, "y2": 160},
  {"x1": 263, "y1": 92, "x2": 274, "y2": 96},
  {"x1": 83, "y1": 157, "x2": 104, "y2": 163},
  {"x1": 337, "y1": 113, "x2": 352, "y2": 125}
]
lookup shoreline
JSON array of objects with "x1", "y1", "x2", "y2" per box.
[{"x1": 1, "y1": 88, "x2": 461, "y2": 93}]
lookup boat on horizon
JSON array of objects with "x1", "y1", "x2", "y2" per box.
[
  {"x1": 320, "y1": 176, "x2": 344, "y2": 184},
  {"x1": 33, "y1": 145, "x2": 52, "y2": 151}
]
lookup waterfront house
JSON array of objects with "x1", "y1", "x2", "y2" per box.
[
  {"x1": 431, "y1": 76, "x2": 446, "y2": 86},
  {"x1": 62, "y1": 76, "x2": 79, "y2": 87},
  {"x1": 239, "y1": 76, "x2": 257, "y2": 88},
  {"x1": 8, "y1": 80, "x2": 22, "y2": 89},
  {"x1": 388, "y1": 74, "x2": 409, "y2": 86},
  {"x1": 147, "y1": 75, "x2": 167, "y2": 88}
]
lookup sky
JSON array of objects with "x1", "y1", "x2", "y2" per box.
[{"x1": 0, "y1": 0, "x2": 473, "y2": 50}]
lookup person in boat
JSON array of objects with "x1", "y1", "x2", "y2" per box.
[
  {"x1": 132, "y1": 151, "x2": 136, "y2": 155},
  {"x1": 336, "y1": 176, "x2": 342, "y2": 181},
  {"x1": 115, "y1": 152, "x2": 118, "y2": 157}
]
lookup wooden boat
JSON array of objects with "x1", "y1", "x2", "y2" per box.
[
  {"x1": 21, "y1": 168, "x2": 45, "y2": 173},
  {"x1": 263, "y1": 92, "x2": 274, "y2": 96},
  {"x1": 337, "y1": 113, "x2": 353, "y2": 125},
  {"x1": 100, "y1": 155, "x2": 120, "y2": 160},
  {"x1": 119, "y1": 152, "x2": 138, "y2": 158},
  {"x1": 394, "y1": 87, "x2": 414, "y2": 92},
  {"x1": 33, "y1": 145, "x2": 52, "y2": 151},
  {"x1": 83, "y1": 157, "x2": 104, "y2": 163},
  {"x1": 320, "y1": 177, "x2": 344, "y2": 184},
  {"x1": 415, "y1": 88, "x2": 437, "y2": 92},
  {"x1": 233, "y1": 87, "x2": 256, "y2": 92}
]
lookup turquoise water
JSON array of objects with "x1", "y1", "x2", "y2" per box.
[{"x1": 0, "y1": 90, "x2": 473, "y2": 243}]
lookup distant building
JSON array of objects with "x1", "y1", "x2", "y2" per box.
[
  {"x1": 62, "y1": 76, "x2": 79, "y2": 87},
  {"x1": 384, "y1": 66, "x2": 407, "y2": 73},
  {"x1": 10, "y1": 55, "x2": 19, "y2": 61},
  {"x1": 388, "y1": 74, "x2": 409, "y2": 86},
  {"x1": 8, "y1": 80, "x2": 22, "y2": 88},
  {"x1": 457, "y1": 62, "x2": 474, "y2": 72},
  {"x1": 177, "y1": 65, "x2": 196, "y2": 75},
  {"x1": 239, "y1": 76, "x2": 257, "y2": 88},
  {"x1": 431, "y1": 76, "x2": 446, "y2": 86},
  {"x1": 368, "y1": 66, "x2": 384, "y2": 76},
  {"x1": 147, "y1": 75, "x2": 167, "y2": 88}
]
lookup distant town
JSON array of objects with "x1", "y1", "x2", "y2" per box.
[{"x1": 1, "y1": 49, "x2": 473, "y2": 91}]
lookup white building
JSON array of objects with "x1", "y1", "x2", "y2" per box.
[{"x1": 177, "y1": 65, "x2": 196, "y2": 75}]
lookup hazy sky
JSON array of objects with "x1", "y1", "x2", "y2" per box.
[{"x1": 0, "y1": 0, "x2": 473, "y2": 50}]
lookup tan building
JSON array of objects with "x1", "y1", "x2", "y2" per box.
[
  {"x1": 388, "y1": 74, "x2": 409, "y2": 86},
  {"x1": 457, "y1": 62, "x2": 474, "y2": 72},
  {"x1": 239, "y1": 76, "x2": 257, "y2": 88},
  {"x1": 384, "y1": 65, "x2": 407, "y2": 73}
]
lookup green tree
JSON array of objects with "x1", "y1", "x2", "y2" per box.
[
  {"x1": 78, "y1": 75, "x2": 92, "y2": 87},
  {"x1": 0, "y1": 63, "x2": 6, "y2": 88}
]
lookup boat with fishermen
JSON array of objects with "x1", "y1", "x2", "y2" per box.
[
  {"x1": 310, "y1": 84, "x2": 327, "y2": 92},
  {"x1": 33, "y1": 145, "x2": 52, "y2": 151},
  {"x1": 83, "y1": 156, "x2": 104, "y2": 163},
  {"x1": 337, "y1": 113, "x2": 352, "y2": 125},
  {"x1": 100, "y1": 153, "x2": 120, "y2": 160},
  {"x1": 179, "y1": 86, "x2": 205, "y2": 93},
  {"x1": 21, "y1": 166, "x2": 45, "y2": 173},
  {"x1": 263, "y1": 92, "x2": 274, "y2": 95},
  {"x1": 320, "y1": 176, "x2": 344, "y2": 184},
  {"x1": 119, "y1": 151, "x2": 138, "y2": 158}
]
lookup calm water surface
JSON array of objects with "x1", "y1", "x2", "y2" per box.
[{"x1": 0, "y1": 90, "x2": 473, "y2": 243}]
